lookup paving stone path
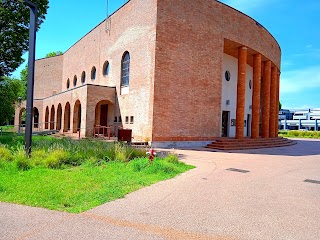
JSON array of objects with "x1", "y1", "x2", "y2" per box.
[{"x1": 1, "y1": 138, "x2": 320, "y2": 239}]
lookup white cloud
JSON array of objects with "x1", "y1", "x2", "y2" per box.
[{"x1": 280, "y1": 65, "x2": 320, "y2": 93}]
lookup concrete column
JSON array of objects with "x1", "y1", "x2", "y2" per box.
[
  {"x1": 269, "y1": 67, "x2": 277, "y2": 138},
  {"x1": 236, "y1": 46, "x2": 247, "y2": 139},
  {"x1": 261, "y1": 61, "x2": 271, "y2": 138},
  {"x1": 275, "y1": 72, "x2": 280, "y2": 137},
  {"x1": 251, "y1": 54, "x2": 262, "y2": 139}
]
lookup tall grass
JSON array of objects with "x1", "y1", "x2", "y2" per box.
[
  {"x1": 0, "y1": 136, "x2": 194, "y2": 213},
  {"x1": 279, "y1": 130, "x2": 320, "y2": 139},
  {"x1": 0, "y1": 136, "x2": 147, "y2": 170}
]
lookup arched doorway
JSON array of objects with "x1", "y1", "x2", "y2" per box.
[
  {"x1": 95, "y1": 100, "x2": 112, "y2": 127},
  {"x1": 45, "y1": 106, "x2": 49, "y2": 129},
  {"x1": 73, "y1": 100, "x2": 81, "y2": 133},
  {"x1": 63, "y1": 102, "x2": 71, "y2": 132},
  {"x1": 19, "y1": 108, "x2": 26, "y2": 125},
  {"x1": 33, "y1": 107, "x2": 39, "y2": 128},
  {"x1": 50, "y1": 105, "x2": 55, "y2": 130},
  {"x1": 56, "y1": 104, "x2": 62, "y2": 131}
]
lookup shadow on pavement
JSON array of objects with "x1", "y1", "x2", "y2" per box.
[{"x1": 183, "y1": 139, "x2": 320, "y2": 157}]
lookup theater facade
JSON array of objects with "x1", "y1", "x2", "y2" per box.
[{"x1": 15, "y1": 0, "x2": 281, "y2": 147}]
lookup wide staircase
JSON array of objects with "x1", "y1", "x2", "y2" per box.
[{"x1": 206, "y1": 137, "x2": 296, "y2": 150}]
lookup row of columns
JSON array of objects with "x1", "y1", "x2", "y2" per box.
[{"x1": 235, "y1": 46, "x2": 280, "y2": 139}]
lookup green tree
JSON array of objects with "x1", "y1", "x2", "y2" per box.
[
  {"x1": 0, "y1": 0, "x2": 49, "y2": 79},
  {"x1": 19, "y1": 65, "x2": 28, "y2": 99},
  {"x1": 279, "y1": 101, "x2": 282, "y2": 110},
  {"x1": 45, "y1": 51, "x2": 63, "y2": 58},
  {"x1": 0, "y1": 76, "x2": 26, "y2": 125}
]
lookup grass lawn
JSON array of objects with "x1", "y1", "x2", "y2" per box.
[{"x1": 0, "y1": 135, "x2": 194, "y2": 213}]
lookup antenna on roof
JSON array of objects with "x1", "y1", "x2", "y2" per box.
[
  {"x1": 106, "y1": 0, "x2": 109, "y2": 18},
  {"x1": 105, "y1": 0, "x2": 111, "y2": 34}
]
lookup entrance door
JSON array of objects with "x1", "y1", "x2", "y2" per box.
[
  {"x1": 221, "y1": 111, "x2": 229, "y2": 137},
  {"x1": 100, "y1": 104, "x2": 108, "y2": 126},
  {"x1": 247, "y1": 114, "x2": 251, "y2": 137}
]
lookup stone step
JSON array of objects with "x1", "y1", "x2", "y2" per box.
[
  {"x1": 208, "y1": 140, "x2": 291, "y2": 147},
  {"x1": 206, "y1": 138, "x2": 296, "y2": 150},
  {"x1": 212, "y1": 137, "x2": 284, "y2": 142},
  {"x1": 210, "y1": 139, "x2": 289, "y2": 146}
]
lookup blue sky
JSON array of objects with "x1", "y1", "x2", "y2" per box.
[{"x1": 13, "y1": 0, "x2": 320, "y2": 109}]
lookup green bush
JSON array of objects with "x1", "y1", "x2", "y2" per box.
[
  {"x1": 130, "y1": 158, "x2": 149, "y2": 172},
  {"x1": 164, "y1": 154, "x2": 179, "y2": 164},
  {"x1": 14, "y1": 148, "x2": 31, "y2": 170},
  {"x1": 45, "y1": 149, "x2": 69, "y2": 169},
  {"x1": 279, "y1": 130, "x2": 320, "y2": 139},
  {"x1": 31, "y1": 149, "x2": 48, "y2": 166},
  {"x1": 0, "y1": 145, "x2": 13, "y2": 162},
  {"x1": 0, "y1": 135, "x2": 148, "y2": 170},
  {"x1": 145, "y1": 159, "x2": 176, "y2": 174}
]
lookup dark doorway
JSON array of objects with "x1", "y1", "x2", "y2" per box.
[
  {"x1": 77, "y1": 107, "x2": 81, "y2": 129},
  {"x1": 100, "y1": 104, "x2": 108, "y2": 126},
  {"x1": 222, "y1": 111, "x2": 229, "y2": 137},
  {"x1": 33, "y1": 107, "x2": 39, "y2": 128},
  {"x1": 247, "y1": 114, "x2": 251, "y2": 137}
]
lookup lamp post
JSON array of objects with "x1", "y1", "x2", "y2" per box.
[{"x1": 23, "y1": 0, "x2": 37, "y2": 157}]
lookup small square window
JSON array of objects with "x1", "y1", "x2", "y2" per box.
[
  {"x1": 125, "y1": 116, "x2": 129, "y2": 124},
  {"x1": 114, "y1": 117, "x2": 117, "y2": 122},
  {"x1": 130, "y1": 116, "x2": 134, "y2": 124}
]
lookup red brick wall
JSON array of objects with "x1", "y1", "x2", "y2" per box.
[
  {"x1": 60, "y1": 0, "x2": 158, "y2": 141},
  {"x1": 34, "y1": 55, "x2": 63, "y2": 99},
  {"x1": 152, "y1": 0, "x2": 281, "y2": 141}
]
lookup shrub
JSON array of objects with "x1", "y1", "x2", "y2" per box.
[
  {"x1": 45, "y1": 149, "x2": 69, "y2": 169},
  {"x1": 0, "y1": 146, "x2": 13, "y2": 162},
  {"x1": 31, "y1": 149, "x2": 48, "y2": 166},
  {"x1": 146, "y1": 159, "x2": 176, "y2": 174},
  {"x1": 279, "y1": 130, "x2": 320, "y2": 139},
  {"x1": 164, "y1": 154, "x2": 179, "y2": 164},
  {"x1": 130, "y1": 158, "x2": 149, "y2": 172},
  {"x1": 14, "y1": 148, "x2": 31, "y2": 170}
]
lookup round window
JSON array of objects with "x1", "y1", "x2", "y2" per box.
[{"x1": 225, "y1": 71, "x2": 231, "y2": 81}]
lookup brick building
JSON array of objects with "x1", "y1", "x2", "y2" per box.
[{"x1": 15, "y1": 0, "x2": 281, "y2": 148}]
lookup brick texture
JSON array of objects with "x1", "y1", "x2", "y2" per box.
[
  {"x1": 261, "y1": 61, "x2": 271, "y2": 138},
  {"x1": 14, "y1": 0, "x2": 281, "y2": 143},
  {"x1": 251, "y1": 54, "x2": 262, "y2": 139},
  {"x1": 269, "y1": 66, "x2": 277, "y2": 138}
]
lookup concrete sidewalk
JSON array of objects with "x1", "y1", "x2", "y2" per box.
[{"x1": 1, "y1": 139, "x2": 320, "y2": 239}]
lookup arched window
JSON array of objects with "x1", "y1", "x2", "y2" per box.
[
  {"x1": 81, "y1": 71, "x2": 86, "y2": 84},
  {"x1": 67, "y1": 78, "x2": 70, "y2": 89},
  {"x1": 121, "y1": 52, "x2": 130, "y2": 87},
  {"x1": 73, "y1": 75, "x2": 77, "y2": 87},
  {"x1": 103, "y1": 61, "x2": 110, "y2": 76},
  {"x1": 91, "y1": 66, "x2": 96, "y2": 80}
]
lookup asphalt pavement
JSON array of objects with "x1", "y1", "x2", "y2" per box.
[{"x1": 1, "y1": 138, "x2": 320, "y2": 240}]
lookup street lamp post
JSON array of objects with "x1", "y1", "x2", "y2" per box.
[{"x1": 23, "y1": 0, "x2": 37, "y2": 157}]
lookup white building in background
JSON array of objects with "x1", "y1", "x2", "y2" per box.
[{"x1": 279, "y1": 108, "x2": 320, "y2": 130}]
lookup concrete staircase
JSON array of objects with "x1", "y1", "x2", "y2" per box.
[{"x1": 206, "y1": 137, "x2": 296, "y2": 150}]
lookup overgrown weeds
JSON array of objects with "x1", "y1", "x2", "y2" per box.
[
  {"x1": 279, "y1": 130, "x2": 320, "y2": 139},
  {"x1": 0, "y1": 136, "x2": 148, "y2": 170},
  {"x1": 0, "y1": 135, "x2": 195, "y2": 213}
]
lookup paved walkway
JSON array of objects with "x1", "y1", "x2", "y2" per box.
[{"x1": 1, "y1": 139, "x2": 320, "y2": 239}]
